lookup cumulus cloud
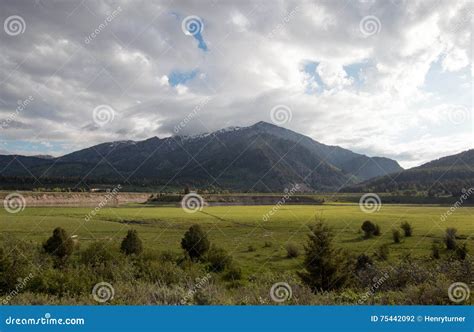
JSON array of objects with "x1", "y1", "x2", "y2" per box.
[{"x1": 0, "y1": 0, "x2": 471, "y2": 168}]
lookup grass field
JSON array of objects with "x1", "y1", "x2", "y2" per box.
[{"x1": 1, "y1": 203, "x2": 472, "y2": 275}]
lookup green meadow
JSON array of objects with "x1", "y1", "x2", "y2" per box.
[{"x1": 1, "y1": 203, "x2": 472, "y2": 275}]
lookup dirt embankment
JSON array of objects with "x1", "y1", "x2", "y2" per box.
[{"x1": 0, "y1": 191, "x2": 150, "y2": 207}]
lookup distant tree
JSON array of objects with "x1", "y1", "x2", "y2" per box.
[
  {"x1": 431, "y1": 240, "x2": 441, "y2": 259},
  {"x1": 181, "y1": 224, "x2": 210, "y2": 261},
  {"x1": 361, "y1": 220, "x2": 377, "y2": 238},
  {"x1": 298, "y1": 221, "x2": 348, "y2": 292},
  {"x1": 392, "y1": 229, "x2": 401, "y2": 243},
  {"x1": 444, "y1": 228, "x2": 457, "y2": 250},
  {"x1": 400, "y1": 222, "x2": 413, "y2": 237},
  {"x1": 43, "y1": 227, "x2": 74, "y2": 260},
  {"x1": 120, "y1": 230, "x2": 143, "y2": 255}
]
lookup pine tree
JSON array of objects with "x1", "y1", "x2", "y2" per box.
[
  {"x1": 120, "y1": 230, "x2": 143, "y2": 255},
  {"x1": 298, "y1": 221, "x2": 348, "y2": 292},
  {"x1": 43, "y1": 227, "x2": 74, "y2": 260},
  {"x1": 181, "y1": 224, "x2": 210, "y2": 260}
]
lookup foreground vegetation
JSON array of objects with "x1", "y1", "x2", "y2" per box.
[{"x1": 0, "y1": 204, "x2": 472, "y2": 305}]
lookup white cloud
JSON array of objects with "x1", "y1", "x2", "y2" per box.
[{"x1": 0, "y1": 0, "x2": 471, "y2": 168}]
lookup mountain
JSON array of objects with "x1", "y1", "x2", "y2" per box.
[
  {"x1": 344, "y1": 149, "x2": 474, "y2": 194},
  {"x1": 0, "y1": 122, "x2": 402, "y2": 191}
]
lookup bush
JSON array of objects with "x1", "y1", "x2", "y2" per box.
[
  {"x1": 376, "y1": 244, "x2": 389, "y2": 261},
  {"x1": 206, "y1": 245, "x2": 232, "y2": 272},
  {"x1": 43, "y1": 227, "x2": 74, "y2": 261},
  {"x1": 120, "y1": 230, "x2": 143, "y2": 255},
  {"x1": 444, "y1": 228, "x2": 457, "y2": 250},
  {"x1": 355, "y1": 254, "x2": 373, "y2": 271},
  {"x1": 392, "y1": 229, "x2": 401, "y2": 244},
  {"x1": 247, "y1": 245, "x2": 256, "y2": 252},
  {"x1": 455, "y1": 243, "x2": 468, "y2": 260},
  {"x1": 361, "y1": 221, "x2": 376, "y2": 238},
  {"x1": 400, "y1": 222, "x2": 412, "y2": 237},
  {"x1": 298, "y1": 221, "x2": 349, "y2": 292},
  {"x1": 181, "y1": 224, "x2": 210, "y2": 261},
  {"x1": 223, "y1": 264, "x2": 242, "y2": 281},
  {"x1": 80, "y1": 242, "x2": 116, "y2": 266},
  {"x1": 373, "y1": 224, "x2": 381, "y2": 236},
  {"x1": 285, "y1": 243, "x2": 299, "y2": 258},
  {"x1": 431, "y1": 241, "x2": 441, "y2": 259}
]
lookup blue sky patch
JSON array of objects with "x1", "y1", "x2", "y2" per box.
[
  {"x1": 168, "y1": 69, "x2": 199, "y2": 86},
  {"x1": 302, "y1": 61, "x2": 324, "y2": 94}
]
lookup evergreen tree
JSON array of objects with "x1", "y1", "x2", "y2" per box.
[
  {"x1": 298, "y1": 222, "x2": 348, "y2": 292},
  {"x1": 120, "y1": 230, "x2": 143, "y2": 255},
  {"x1": 181, "y1": 224, "x2": 210, "y2": 260}
]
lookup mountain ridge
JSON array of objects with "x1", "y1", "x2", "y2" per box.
[
  {"x1": 344, "y1": 149, "x2": 474, "y2": 194},
  {"x1": 0, "y1": 121, "x2": 403, "y2": 191}
]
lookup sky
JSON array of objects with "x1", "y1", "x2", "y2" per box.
[{"x1": 0, "y1": 0, "x2": 472, "y2": 168}]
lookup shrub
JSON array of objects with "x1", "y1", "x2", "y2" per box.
[
  {"x1": 455, "y1": 243, "x2": 468, "y2": 260},
  {"x1": 80, "y1": 242, "x2": 116, "y2": 267},
  {"x1": 373, "y1": 224, "x2": 381, "y2": 236},
  {"x1": 392, "y1": 229, "x2": 401, "y2": 244},
  {"x1": 361, "y1": 221, "x2": 376, "y2": 238},
  {"x1": 247, "y1": 245, "x2": 256, "y2": 252},
  {"x1": 181, "y1": 224, "x2": 210, "y2": 261},
  {"x1": 159, "y1": 250, "x2": 177, "y2": 263},
  {"x1": 206, "y1": 245, "x2": 232, "y2": 272},
  {"x1": 285, "y1": 243, "x2": 299, "y2": 258},
  {"x1": 223, "y1": 264, "x2": 242, "y2": 281},
  {"x1": 376, "y1": 244, "x2": 389, "y2": 261},
  {"x1": 444, "y1": 228, "x2": 457, "y2": 250},
  {"x1": 120, "y1": 230, "x2": 143, "y2": 255},
  {"x1": 431, "y1": 241, "x2": 441, "y2": 259},
  {"x1": 400, "y1": 222, "x2": 412, "y2": 237},
  {"x1": 43, "y1": 227, "x2": 74, "y2": 261},
  {"x1": 355, "y1": 254, "x2": 373, "y2": 271},
  {"x1": 298, "y1": 221, "x2": 349, "y2": 291}
]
